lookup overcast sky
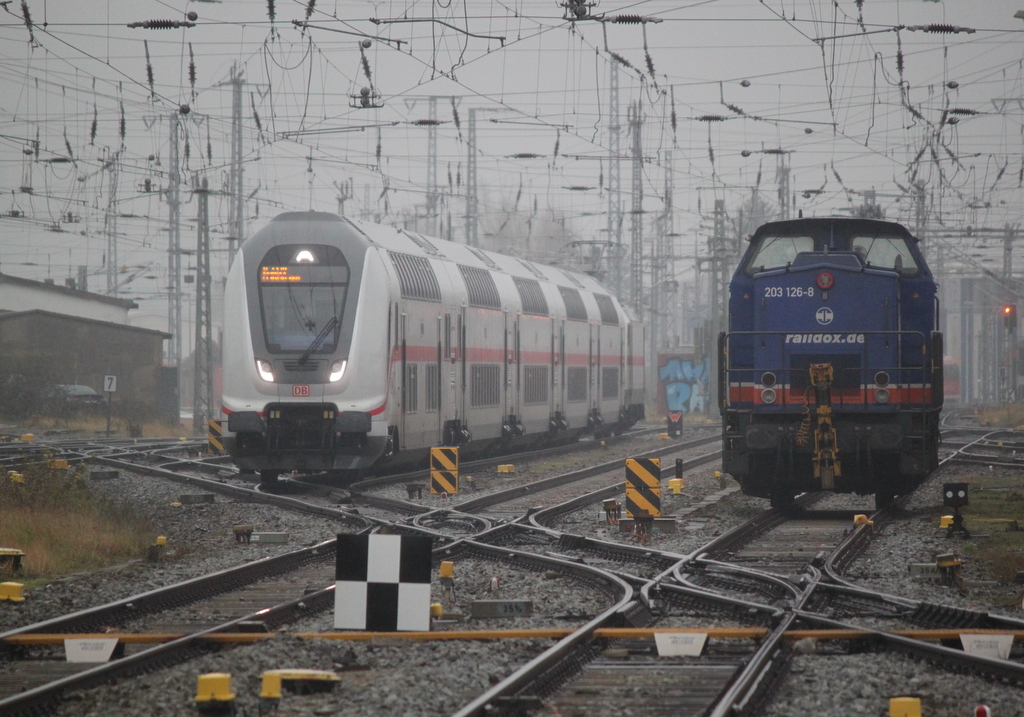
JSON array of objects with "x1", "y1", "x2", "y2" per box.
[{"x1": 1, "y1": 0, "x2": 1022, "y2": 336}]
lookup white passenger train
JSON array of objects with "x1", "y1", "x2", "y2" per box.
[{"x1": 220, "y1": 211, "x2": 646, "y2": 483}]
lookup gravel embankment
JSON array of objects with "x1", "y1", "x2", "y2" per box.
[
  {"x1": 764, "y1": 650, "x2": 1024, "y2": 716},
  {"x1": 0, "y1": 468, "x2": 363, "y2": 633},
  {"x1": 50, "y1": 634, "x2": 550, "y2": 717}
]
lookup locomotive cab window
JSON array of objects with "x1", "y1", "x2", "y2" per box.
[
  {"x1": 849, "y1": 235, "x2": 918, "y2": 275},
  {"x1": 258, "y1": 245, "x2": 349, "y2": 353},
  {"x1": 746, "y1": 235, "x2": 814, "y2": 274}
]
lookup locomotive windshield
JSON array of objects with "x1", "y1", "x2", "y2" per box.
[
  {"x1": 849, "y1": 234, "x2": 918, "y2": 274},
  {"x1": 258, "y1": 244, "x2": 349, "y2": 353},
  {"x1": 747, "y1": 235, "x2": 814, "y2": 273},
  {"x1": 746, "y1": 231, "x2": 918, "y2": 276}
]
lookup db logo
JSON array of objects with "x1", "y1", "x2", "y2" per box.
[{"x1": 292, "y1": 385, "x2": 310, "y2": 397}]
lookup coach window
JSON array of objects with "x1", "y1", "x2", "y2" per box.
[
  {"x1": 746, "y1": 235, "x2": 814, "y2": 274},
  {"x1": 258, "y1": 245, "x2": 349, "y2": 353},
  {"x1": 850, "y1": 235, "x2": 918, "y2": 275}
]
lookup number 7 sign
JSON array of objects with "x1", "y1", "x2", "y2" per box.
[{"x1": 104, "y1": 375, "x2": 117, "y2": 392}]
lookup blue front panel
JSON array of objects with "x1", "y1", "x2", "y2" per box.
[{"x1": 752, "y1": 262, "x2": 900, "y2": 395}]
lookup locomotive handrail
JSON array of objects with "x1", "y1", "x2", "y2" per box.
[{"x1": 720, "y1": 328, "x2": 936, "y2": 409}]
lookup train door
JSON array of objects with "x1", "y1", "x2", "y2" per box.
[
  {"x1": 505, "y1": 315, "x2": 520, "y2": 423},
  {"x1": 399, "y1": 312, "x2": 408, "y2": 450},
  {"x1": 434, "y1": 316, "x2": 444, "y2": 445},
  {"x1": 589, "y1": 323, "x2": 598, "y2": 416},
  {"x1": 554, "y1": 320, "x2": 563, "y2": 420},
  {"x1": 458, "y1": 307, "x2": 467, "y2": 422}
]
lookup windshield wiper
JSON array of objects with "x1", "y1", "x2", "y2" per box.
[{"x1": 298, "y1": 316, "x2": 339, "y2": 366}]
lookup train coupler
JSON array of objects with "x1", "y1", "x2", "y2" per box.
[{"x1": 809, "y1": 363, "x2": 842, "y2": 490}]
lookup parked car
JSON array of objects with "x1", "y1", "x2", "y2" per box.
[{"x1": 51, "y1": 384, "x2": 106, "y2": 408}]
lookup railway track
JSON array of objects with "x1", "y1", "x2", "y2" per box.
[{"x1": 5, "y1": 417, "x2": 1024, "y2": 715}]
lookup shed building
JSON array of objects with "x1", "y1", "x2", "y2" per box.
[{"x1": 0, "y1": 310, "x2": 175, "y2": 423}]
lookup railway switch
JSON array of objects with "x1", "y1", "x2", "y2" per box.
[
  {"x1": 668, "y1": 478, "x2": 684, "y2": 494},
  {"x1": 147, "y1": 537, "x2": 167, "y2": 563},
  {"x1": 0, "y1": 582, "x2": 25, "y2": 602},
  {"x1": 853, "y1": 514, "x2": 873, "y2": 528},
  {"x1": 405, "y1": 484, "x2": 424, "y2": 499},
  {"x1": 233, "y1": 525, "x2": 253, "y2": 544},
  {"x1": 942, "y1": 482, "x2": 971, "y2": 537},
  {"x1": 439, "y1": 561, "x2": 457, "y2": 603},
  {"x1": 889, "y1": 697, "x2": 921, "y2": 717},
  {"x1": 603, "y1": 499, "x2": 621, "y2": 525},
  {"x1": 259, "y1": 669, "x2": 339, "y2": 712},
  {"x1": 0, "y1": 548, "x2": 24, "y2": 572},
  {"x1": 194, "y1": 672, "x2": 235, "y2": 714}
]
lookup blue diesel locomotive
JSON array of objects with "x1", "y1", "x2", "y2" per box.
[{"x1": 718, "y1": 217, "x2": 943, "y2": 509}]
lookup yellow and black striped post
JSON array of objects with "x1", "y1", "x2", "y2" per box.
[
  {"x1": 625, "y1": 458, "x2": 661, "y2": 518},
  {"x1": 207, "y1": 420, "x2": 225, "y2": 454},
  {"x1": 430, "y1": 446, "x2": 459, "y2": 494}
]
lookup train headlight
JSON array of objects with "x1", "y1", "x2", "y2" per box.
[
  {"x1": 760, "y1": 388, "x2": 777, "y2": 404},
  {"x1": 256, "y1": 360, "x2": 275, "y2": 382},
  {"x1": 329, "y1": 359, "x2": 347, "y2": 382},
  {"x1": 874, "y1": 371, "x2": 890, "y2": 387},
  {"x1": 761, "y1": 372, "x2": 777, "y2": 388},
  {"x1": 874, "y1": 388, "x2": 890, "y2": 404}
]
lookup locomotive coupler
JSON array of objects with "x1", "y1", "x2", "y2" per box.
[{"x1": 808, "y1": 363, "x2": 842, "y2": 490}]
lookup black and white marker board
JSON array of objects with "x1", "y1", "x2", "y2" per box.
[{"x1": 334, "y1": 534, "x2": 432, "y2": 631}]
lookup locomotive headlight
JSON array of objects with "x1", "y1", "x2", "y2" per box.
[
  {"x1": 874, "y1": 371, "x2": 890, "y2": 387},
  {"x1": 256, "y1": 360, "x2": 275, "y2": 382},
  {"x1": 874, "y1": 388, "x2": 890, "y2": 404},
  {"x1": 329, "y1": 359, "x2": 347, "y2": 382},
  {"x1": 761, "y1": 372, "x2": 777, "y2": 388},
  {"x1": 760, "y1": 388, "x2": 777, "y2": 404}
]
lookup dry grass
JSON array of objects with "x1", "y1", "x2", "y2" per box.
[
  {"x1": 977, "y1": 404, "x2": 1024, "y2": 428},
  {"x1": 0, "y1": 459, "x2": 154, "y2": 579},
  {"x1": 12, "y1": 414, "x2": 189, "y2": 438},
  {"x1": 948, "y1": 470, "x2": 1024, "y2": 586}
]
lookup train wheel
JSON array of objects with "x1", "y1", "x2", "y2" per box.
[
  {"x1": 769, "y1": 488, "x2": 794, "y2": 510},
  {"x1": 874, "y1": 491, "x2": 896, "y2": 510},
  {"x1": 259, "y1": 470, "x2": 280, "y2": 486}
]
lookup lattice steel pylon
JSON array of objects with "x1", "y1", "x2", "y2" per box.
[
  {"x1": 629, "y1": 101, "x2": 644, "y2": 311},
  {"x1": 426, "y1": 96, "x2": 438, "y2": 236},
  {"x1": 167, "y1": 111, "x2": 182, "y2": 372},
  {"x1": 221, "y1": 65, "x2": 245, "y2": 262},
  {"x1": 607, "y1": 63, "x2": 622, "y2": 294},
  {"x1": 104, "y1": 151, "x2": 120, "y2": 295},
  {"x1": 465, "y1": 107, "x2": 478, "y2": 247},
  {"x1": 193, "y1": 177, "x2": 214, "y2": 436}
]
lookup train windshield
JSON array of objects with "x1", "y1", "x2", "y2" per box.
[
  {"x1": 849, "y1": 235, "x2": 918, "y2": 274},
  {"x1": 746, "y1": 232, "x2": 919, "y2": 275},
  {"x1": 258, "y1": 245, "x2": 349, "y2": 353},
  {"x1": 747, "y1": 235, "x2": 815, "y2": 273}
]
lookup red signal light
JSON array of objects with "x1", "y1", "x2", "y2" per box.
[{"x1": 816, "y1": 272, "x2": 834, "y2": 290}]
